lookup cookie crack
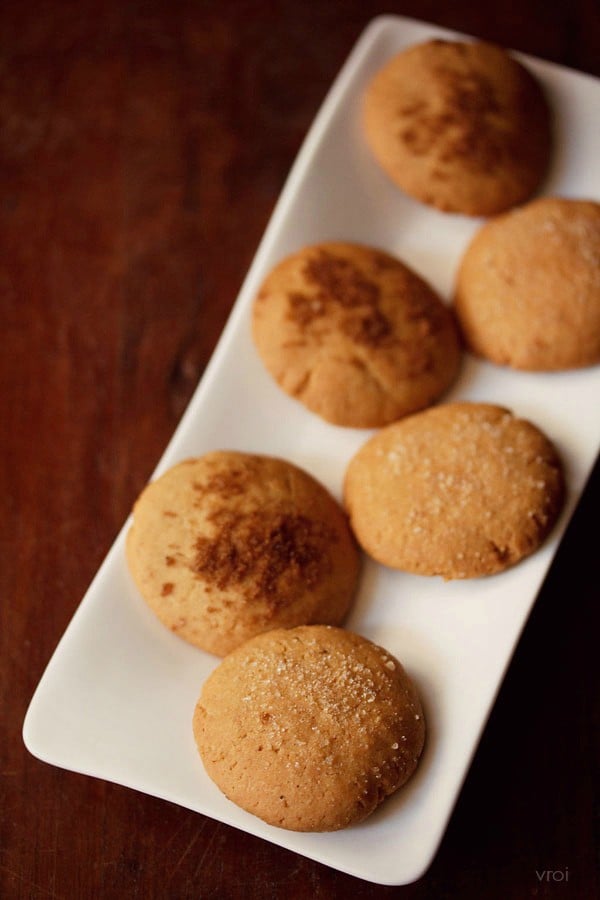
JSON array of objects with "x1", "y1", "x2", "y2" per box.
[
  {"x1": 348, "y1": 353, "x2": 396, "y2": 403},
  {"x1": 488, "y1": 539, "x2": 511, "y2": 564},
  {"x1": 291, "y1": 368, "x2": 313, "y2": 399}
]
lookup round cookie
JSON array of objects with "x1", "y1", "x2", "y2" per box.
[
  {"x1": 455, "y1": 197, "x2": 600, "y2": 370},
  {"x1": 344, "y1": 403, "x2": 564, "y2": 579},
  {"x1": 362, "y1": 39, "x2": 552, "y2": 216},
  {"x1": 193, "y1": 625, "x2": 425, "y2": 831},
  {"x1": 252, "y1": 242, "x2": 461, "y2": 428},
  {"x1": 126, "y1": 452, "x2": 360, "y2": 655}
]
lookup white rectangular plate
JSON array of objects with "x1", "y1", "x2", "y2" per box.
[{"x1": 23, "y1": 15, "x2": 600, "y2": 886}]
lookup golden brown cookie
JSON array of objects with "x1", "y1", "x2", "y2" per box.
[
  {"x1": 193, "y1": 625, "x2": 425, "y2": 831},
  {"x1": 126, "y1": 453, "x2": 360, "y2": 655},
  {"x1": 252, "y1": 242, "x2": 461, "y2": 428},
  {"x1": 344, "y1": 403, "x2": 564, "y2": 579},
  {"x1": 362, "y1": 39, "x2": 552, "y2": 216},
  {"x1": 455, "y1": 197, "x2": 600, "y2": 370}
]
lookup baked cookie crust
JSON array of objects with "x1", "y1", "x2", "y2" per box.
[
  {"x1": 344, "y1": 402, "x2": 565, "y2": 578},
  {"x1": 455, "y1": 197, "x2": 600, "y2": 370},
  {"x1": 252, "y1": 241, "x2": 460, "y2": 427},
  {"x1": 193, "y1": 625, "x2": 425, "y2": 831},
  {"x1": 126, "y1": 452, "x2": 360, "y2": 655},
  {"x1": 363, "y1": 39, "x2": 552, "y2": 216}
]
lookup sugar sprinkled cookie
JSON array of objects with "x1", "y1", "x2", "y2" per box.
[
  {"x1": 126, "y1": 453, "x2": 360, "y2": 655},
  {"x1": 193, "y1": 625, "x2": 425, "y2": 831},
  {"x1": 344, "y1": 403, "x2": 565, "y2": 579},
  {"x1": 252, "y1": 241, "x2": 461, "y2": 428},
  {"x1": 362, "y1": 39, "x2": 552, "y2": 216},
  {"x1": 455, "y1": 197, "x2": 600, "y2": 370}
]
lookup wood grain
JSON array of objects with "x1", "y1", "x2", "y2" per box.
[{"x1": 1, "y1": 1, "x2": 598, "y2": 897}]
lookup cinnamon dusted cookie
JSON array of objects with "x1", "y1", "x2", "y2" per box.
[
  {"x1": 126, "y1": 453, "x2": 360, "y2": 655},
  {"x1": 362, "y1": 39, "x2": 552, "y2": 215},
  {"x1": 455, "y1": 197, "x2": 600, "y2": 370},
  {"x1": 344, "y1": 403, "x2": 565, "y2": 579},
  {"x1": 193, "y1": 625, "x2": 425, "y2": 831},
  {"x1": 252, "y1": 242, "x2": 461, "y2": 428}
]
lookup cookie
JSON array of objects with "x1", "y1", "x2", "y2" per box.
[
  {"x1": 252, "y1": 242, "x2": 461, "y2": 428},
  {"x1": 126, "y1": 452, "x2": 360, "y2": 655},
  {"x1": 362, "y1": 39, "x2": 552, "y2": 216},
  {"x1": 344, "y1": 403, "x2": 564, "y2": 579},
  {"x1": 454, "y1": 197, "x2": 600, "y2": 370},
  {"x1": 193, "y1": 625, "x2": 425, "y2": 831}
]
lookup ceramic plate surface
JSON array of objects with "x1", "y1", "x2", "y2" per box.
[{"x1": 24, "y1": 15, "x2": 600, "y2": 886}]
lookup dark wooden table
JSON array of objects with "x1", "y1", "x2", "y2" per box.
[{"x1": 2, "y1": 1, "x2": 598, "y2": 897}]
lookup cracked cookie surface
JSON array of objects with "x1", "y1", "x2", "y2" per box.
[
  {"x1": 344, "y1": 402, "x2": 565, "y2": 578},
  {"x1": 126, "y1": 452, "x2": 360, "y2": 655},
  {"x1": 252, "y1": 242, "x2": 460, "y2": 427},
  {"x1": 193, "y1": 625, "x2": 425, "y2": 831}
]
